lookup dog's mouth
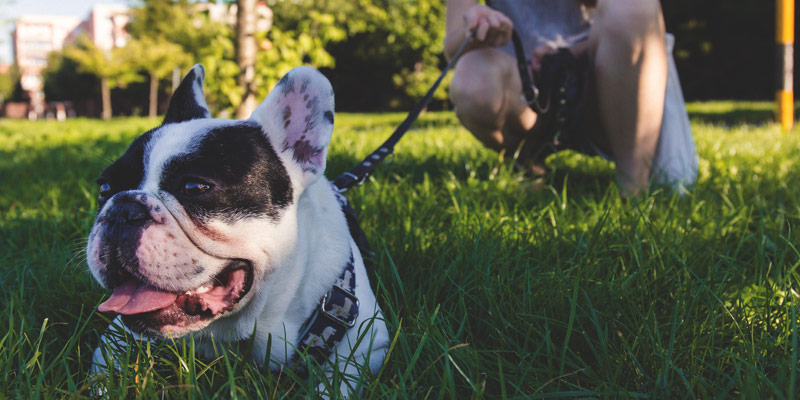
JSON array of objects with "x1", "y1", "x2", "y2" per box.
[{"x1": 98, "y1": 260, "x2": 254, "y2": 333}]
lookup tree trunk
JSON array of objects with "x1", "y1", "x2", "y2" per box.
[
  {"x1": 235, "y1": 0, "x2": 258, "y2": 119},
  {"x1": 101, "y1": 77, "x2": 112, "y2": 120},
  {"x1": 149, "y1": 72, "x2": 159, "y2": 118}
]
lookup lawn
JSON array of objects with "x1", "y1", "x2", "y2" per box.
[{"x1": 1, "y1": 102, "x2": 799, "y2": 398}]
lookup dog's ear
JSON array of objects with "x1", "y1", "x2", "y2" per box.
[
  {"x1": 163, "y1": 64, "x2": 211, "y2": 124},
  {"x1": 250, "y1": 66, "x2": 335, "y2": 187}
]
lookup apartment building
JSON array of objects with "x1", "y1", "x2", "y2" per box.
[{"x1": 10, "y1": 4, "x2": 129, "y2": 117}]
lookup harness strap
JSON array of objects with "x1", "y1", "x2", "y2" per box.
[
  {"x1": 289, "y1": 187, "x2": 372, "y2": 374},
  {"x1": 291, "y1": 250, "x2": 359, "y2": 371}
]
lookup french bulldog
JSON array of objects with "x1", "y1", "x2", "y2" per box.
[{"x1": 87, "y1": 64, "x2": 389, "y2": 395}]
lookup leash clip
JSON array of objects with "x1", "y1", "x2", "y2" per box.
[{"x1": 521, "y1": 84, "x2": 540, "y2": 108}]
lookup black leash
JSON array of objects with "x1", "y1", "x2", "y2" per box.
[
  {"x1": 510, "y1": 29, "x2": 550, "y2": 114},
  {"x1": 332, "y1": 33, "x2": 474, "y2": 192},
  {"x1": 482, "y1": 0, "x2": 546, "y2": 114}
]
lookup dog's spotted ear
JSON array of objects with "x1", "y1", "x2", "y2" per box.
[
  {"x1": 163, "y1": 64, "x2": 211, "y2": 124},
  {"x1": 250, "y1": 66, "x2": 335, "y2": 187}
]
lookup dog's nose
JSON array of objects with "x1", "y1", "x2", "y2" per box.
[{"x1": 108, "y1": 201, "x2": 151, "y2": 226}]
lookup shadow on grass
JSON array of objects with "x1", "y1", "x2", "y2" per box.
[
  {"x1": 327, "y1": 146, "x2": 616, "y2": 199},
  {"x1": 686, "y1": 102, "x2": 800, "y2": 126},
  {"x1": 0, "y1": 137, "x2": 132, "y2": 217},
  {"x1": 688, "y1": 109, "x2": 774, "y2": 125}
]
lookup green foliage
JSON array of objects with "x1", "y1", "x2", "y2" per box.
[
  {"x1": 382, "y1": 0, "x2": 449, "y2": 100},
  {"x1": 62, "y1": 35, "x2": 144, "y2": 118},
  {"x1": 62, "y1": 36, "x2": 140, "y2": 88},
  {"x1": 263, "y1": 0, "x2": 449, "y2": 108},
  {"x1": 0, "y1": 63, "x2": 20, "y2": 101},
  {"x1": 1, "y1": 102, "x2": 800, "y2": 397},
  {"x1": 126, "y1": 0, "x2": 237, "y2": 114},
  {"x1": 253, "y1": 10, "x2": 343, "y2": 100},
  {"x1": 126, "y1": 0, "x2": 226, "y2": 59},
  {"x1": 122, "y1": 0, "x2": 352, "y2": 115},
  {"x1": 123, "y1": 37, "x2": 191, "y2": 81},
  {"x1": 42, "y1": 51, "x2": 97, "y2": 102},
  {"x1": 41, "y1": 0, "x2": 450, "y2": 113}
]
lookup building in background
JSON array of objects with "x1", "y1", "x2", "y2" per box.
[
  {"x1": 9, "y1": 4, "x2": 129, "y2": 119},
  {"x1": 194, "y1": 2, "x2": 272, "y2": 32},
  {"x1": 12, "y1": 14, "x2": 81, "y2": 113},
  {"x1": 65, "y1": 4, "x2": 131, "y2": 51}
]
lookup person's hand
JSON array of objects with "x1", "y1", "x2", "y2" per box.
[{"x1": 463, "y1": 4, "x2": 513, "y2": 47}]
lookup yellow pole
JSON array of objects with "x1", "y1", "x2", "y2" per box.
[{"x1": 777, "y1": 0, "x2": 794, "y2": 130}]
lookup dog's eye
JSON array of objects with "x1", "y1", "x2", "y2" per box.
[
  {"x1": 183, "y1": 181, "x2": 212, "y2": 196},
  {"x1": 99, "y1": 182, "x2": 111, "y2": 198}
]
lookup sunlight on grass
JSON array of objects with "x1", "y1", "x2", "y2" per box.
[{"x1": 1, "y1": 102, "x2": 799, "y2": 398}]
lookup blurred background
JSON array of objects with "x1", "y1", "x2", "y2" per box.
[{"x1": 0, "y1": 0, "x2": 791, "y2": 119}]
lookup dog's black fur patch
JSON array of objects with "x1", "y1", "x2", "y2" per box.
[
  {"x1": 160, "y1": 122, "x2": 293, "y2": 222},
  {"x1": 96, "y1": 129, "x2": 157, "y2": 208},
  {"x1": 97, "y1": 193, "x2": 155, "y2": 287}
]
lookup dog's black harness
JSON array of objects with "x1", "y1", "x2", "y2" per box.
[
  {"x1": 292, "y1": 248, "x2": 359, "y2": 369},
  {"x1": 289, "y1": 185, "x2": 372, "y2": 372}
]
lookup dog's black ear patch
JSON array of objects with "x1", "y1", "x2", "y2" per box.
[{"x1": 163, "y1": 64, "x2": 211, "y2": 124}]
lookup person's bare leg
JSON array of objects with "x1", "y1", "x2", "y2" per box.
[
  {"x1": 450, "y1": 47, "x2": 537, "y2": 160},
  {"x1": 587, "y1": 0, "x2": 667, "y2": 195}
]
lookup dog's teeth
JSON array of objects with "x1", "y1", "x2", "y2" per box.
[{"x1": 196, "y1": 286, "x2": 211, "y2": 294}]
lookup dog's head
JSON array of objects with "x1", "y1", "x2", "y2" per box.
[{"x1": 86, "y1": 65, "x2": 335, "y2": 337}]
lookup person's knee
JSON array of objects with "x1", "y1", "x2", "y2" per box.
[
  {"x1": 595, "y1": 0, "x2": 663, "y2": 44},
  {"x1": 450, "y1": 49, "x2": 511, "y2": 124}
]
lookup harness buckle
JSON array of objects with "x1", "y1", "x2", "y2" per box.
[{"x1": 319, "y1": 285, "x2": 360, "y2": 329}]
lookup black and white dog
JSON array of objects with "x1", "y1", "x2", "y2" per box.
[{"x1": 87, "y1": 65, "x2": 389, "y2": 395}]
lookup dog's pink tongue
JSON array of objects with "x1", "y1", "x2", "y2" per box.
[{"x1": 98, "y1": 281, "x2": 178, "y2": 315}]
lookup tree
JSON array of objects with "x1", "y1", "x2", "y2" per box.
[
  {"x1": 126, "y1": 0, "x2": 238, "y2": 115},
  {"x1": 235, "y1": 0, "x2": 258, "y2": 119},
  {"x1": 124, "y1": 37, "x2": 191, "y2": 117},
  {"x1": 63, "y1": 36, "x2": 138, "y2": 119},
  {"x1": 265, "y1": 0, "x2": 448, "y2": 110},
  {"x1": 381, "y1": 0, "x2": 449, "y2": 101},
  {"x1": 0, "y1": 63, "x2": 20, "y2": 102},
  {"x1": 126, "y1": 0, "x2": 225, "y2": 59},
  {"x1": 252, "y1": 9, "x2": 343, "y2": 102},
  {"x1": 42, "y1": 51, "x2": 96, "y2": 102}
]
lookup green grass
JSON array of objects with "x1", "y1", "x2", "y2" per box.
[{"x1": 1, "y1": 101, "x2": 799, "y2": 398}]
